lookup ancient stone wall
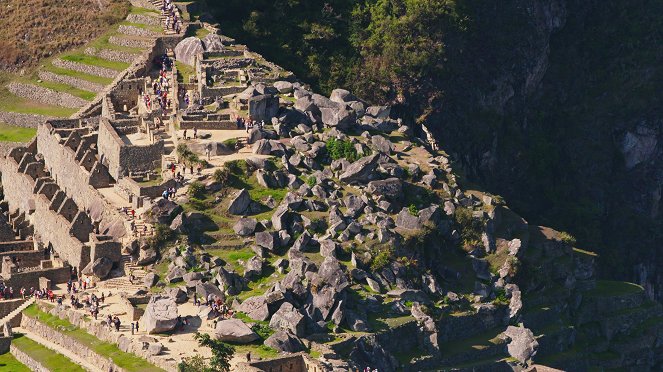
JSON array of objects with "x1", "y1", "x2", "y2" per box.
[
  {"x1": 0, "y1": 299, "x2": 26, "y2": 319},
  {"x1": 110, "y1": 78, "x2": 145, "y2": 112},
  {"x1": 201, "y1": 85, "x2": 245, "y2": 99},
  {"x1": 179, "y1": 120, "x2": 236, "y2": 130},
  {"x1": 20, "y1": 314, "x2": 125, "y2": 372},
  {"x1": 5, "y1": 266, "x2": 70, "y2": 290},
  {"x1": 0, "y1": 112, "x2": 51, "y2": 128},
  {"x1": 89, "y1": 235, "x2": 121, "y2": 264},
  {"x1": 0, "y1": 249, "x2": 45, "y2": 269},
  {"x1": 0, "y1": 154, "x2": 90, "y2": 270},
  {"x1": 98, "y1": 118, "x2": 124, "y2": 179},
  {"x1": 0, "y1": 241, "x2": 34, "y2": 253},
  {"x1": 10, "y1": 344, "x2": 49, "y2": 372},
  {"x1": 37, "y1": 123, "x2": 121, "y2": 233},
  {"x1": 244, "y1": 353, "x2": 324, "y2": 372},
  {"x1": 38, "y1": 302, "x2": 178, "y2": 371}
]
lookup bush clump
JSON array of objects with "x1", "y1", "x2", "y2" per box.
[
  {"x1": 558, "y1": 231, "x2": 577, "y2": 246},
  {"x1": 327, "y1": 137, "x2": 358, "y2": 162},
  {"x1": 188, "y1": 181, "x2": 205, "y2": 199}
]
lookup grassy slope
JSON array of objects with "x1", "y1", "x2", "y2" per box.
[
  {"x1": 23, "y1": 304, "x2": 164, "y2": 372},
  {"x1": 12, "y1": 334, "x2": 86, "y2": 372},
  {"x1": 0, "y1": 123, "x2": 37, "y2": 142},
  {"x1": 0, "y1": 351, "x2": 30, "y2": 372}
]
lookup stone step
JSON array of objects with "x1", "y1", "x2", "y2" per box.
[{"x1": 52, "y1": 58, "x2": 118, "y2": 79}]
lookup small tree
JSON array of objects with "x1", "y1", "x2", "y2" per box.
[
  {"x1": 194, "y1": 332, "x2": 235, "y2": 372},
  {"x1": 213, "y1": 168, "x2": 231, "y2": 187},
  {"x1": 178, "y1": 355, "x2": 208, "y2": 372},
  {"x1": 188, "y1": 181, "x2": 206, "y2": 199}
]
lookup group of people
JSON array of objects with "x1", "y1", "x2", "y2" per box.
[
  {"x1": 161, "y1": 0, "x2": 182, "y2": 34},
  {"x1": 169, "y1": 160, "x2": 202, "y2": 181},
  {"x1": 236, "y1": 115, "x2": 266, "y2": 132},
  {"x1": 161, "y1": 187, "x2": 178, "y2": 200},
  {"x1": 66, "y1": 277, "x2": 94, "y2": 294},
  {"x1": 195, "y1": 293, "x2": 234, "y2": 322},
  {"x1": 107, "y1": 314, "x2": 123, "y2": 332},
  {"x1": 0, "y1": 283, "x2": 14, "y2": 300}
]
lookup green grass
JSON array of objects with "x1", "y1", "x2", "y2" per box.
[
  {"x1": 61, "y1": 54, "x2": 130, "y2": 71},
  {"x1": 0, "y1": 123, "x2": 37, "y2": 142},
  {"x1": 23, "y1": 78, "x2": 96, "y2": 100},
  {"x1": 586, "y1": 280, "x2": 643, "y2": 298},
  {"x1": 120, "y1": 21, "x2": 163, "y2": 33},
  {"x1": 43, "y1": 64, "x2": 114, "y2": 85},
  {"x1": 0, "y1": 351, "x2": 30, "y2": 372},
  {"x1": 176, "y1": 61, "x2": 196, "y2": 84},
  {"x1": 22, "y1": 305, "x2": 164, "y2": 372},
  {"x1": 206, "y1": 246, "x2": 253, "y2": 273},
  {"x1": 0, "y1": 87, "x2": 77, "y2": 117},
  {"x1": 88, "y1": 32, "x2": 144, "y2": 54},
  {"x1": 12, "y1": 334, "x2": 85, "y2": 372}
]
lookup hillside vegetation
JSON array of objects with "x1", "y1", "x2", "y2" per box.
[
  {"x1": 208, "y1": 0, "x2": 663, "y2": 295},
  {"x1": 0, "y1": 0, "x2": 130, "y2": 71}
]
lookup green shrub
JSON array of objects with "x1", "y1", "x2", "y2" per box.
[
  {"x1": 455, "y1": 207, "x2": 484, "y2": 244},
  {"x1": 370, "y1": 246, "x2": 393, "y2": 271},
  {"x1": 213, "y1": 168, "x2": 231, "y2": 187},
  {"x1": 225, "y1": 159, "x2": 247, "y2": 176},
  {"x1": 193, "y1": 332, "x2": 235, "y2": 372},
  {"x1": 558, "y1": 231, "x2": 577, "y2": 246},
  {"x1": 178, "y1": 355, "x2": 208, "y2": 372},
  {"x1": 493, "y1": 288, "x2": 509, "y2": 306},
  {"x1": 327, "y1": 137, "x2": 359, "y2": 162},
  {"x1": 408, "y1": 204, "x2": 418, "y2": 216},
  {"x1": 188, "y1": 181, "x2": 205, "y2": 199},
  {"x1": 251, "y1": 323, "x2": 274, "y2": 339},
  {"x1": 306, "y1": 175, "x2": 317, "y2": 187},
  {"x1": 146, "y1": 224, "x2": 175, "y2": 250}
]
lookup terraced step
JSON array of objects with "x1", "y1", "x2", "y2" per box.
[
  {"x1": 126, "y1": 13, "x2": 161, "y2": 26},
  {"x1": 37, "y1": 70, "x2": 105, "y2": 93},
  {"x1": 11, "y1": 333, "x2": 89, "y2": 372},
  {"x1": 53, "y1": 58, "x2": 120, "y2": 79},
  {"x1": 118, "y1": 24, "x2": 161, "y2": 38},
  {"x1": 84, "y1": 47, "x2": 140, "y2": 64},
  {"x1": 109, "y1": 35, "x2": 154, "y2": 49},
  {"x1": 6, "y1": 82, "x2": 89, "y2": 108}
]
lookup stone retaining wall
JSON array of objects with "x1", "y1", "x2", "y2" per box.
[
  {"x1": 85, "y1": 48, "x2": 139, "y2": 64},
  {"x1": 10, "y1": 344, "x2": 49, "y2": 372},
  {"x1": 0, "y1": 299, "x2": 26, "y2": 319},
  {"x1": 7, "y1": 82, "x2": 88, "y2": 109},
  {"x1": 0, "y1": 142, "x2": 22, "y2": 157},
  {"x1": 38, "y1": 71, "x2": 105, "y2": 93},
  {"x1": 0, "y1": 112, "x2": 50, "y2": 128},
  {"x1": 53, "y1": 59, "x2": 118, "y2": 79},
  {"x1": 118, "y1": 25, "x2": 160, "y2": 38},
  {"x1": 21, "y1": 314, "x2": 124, "y2": 372},
  {"x1": 179, "y1": 120, "x2": 237, "y2": 130},
  {"x1": 126, "y1": 14, "x2": 161, "y2": 26},
  {"x1": 109, "y1": 36, "x2": 154, "y2": 49},
  {"x1": 37, "y1": 302, "x2": 176, "y2": 371}
]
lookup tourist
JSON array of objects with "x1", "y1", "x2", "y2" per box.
[
  {"x1": 135, "y1": 321, "x2": 139, "y2": 333},
  {"x1": 193, "y1": 127, "x2": 198, "y2": 139},
  {"x1": 131, "y1": 209, "x2": 136, "y2": 219},
  {"x1": 183, "y1": 129, "x2": 188, "y2": 139},
  {"x1": 131, "y1": 322, "x2": 135, "y2": 335}
]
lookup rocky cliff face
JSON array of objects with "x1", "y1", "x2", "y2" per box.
[{"x1": 418, "y1": 0, "x2": 663, "y2": 300}]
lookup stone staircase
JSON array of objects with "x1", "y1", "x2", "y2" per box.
[
  {"x1": 151, "y1": 0, "x2": 185, "y2": 35},
  {"x1": 97, "y1": 255, "x2": 148, "y2": 292},
  {"x1": 0, "y1": 297, "x2": 34, "y2": 328}
]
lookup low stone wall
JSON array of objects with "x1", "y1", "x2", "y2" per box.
[
  {"x1": 7, "y1": 83, "x2": 88, "y2": 109},
  {"x1": 0, "y1": 241, "x2": 33, "y2": 253},
  {"x1": 0, "y1": 299, "x2": 26, "y2": 319},
  {"x1": 6, "y1": 266, "x2": 71, "y2": 290},
  {"x1": 118, "y1": 25, "x2": 160, "y2": 38},
  {"x1": 179, "y1": 120, "x2": 237, "y2": 130},
  {"x1": 0, "y1": 336, "x2": 10, "y2": 354},
  {"x1": 0, "y1": 111, "x2": 52, "y2": 128},
  {"x1": 21, "y1": 314, "x2": 124, "y2": 372},
  {"x1": 10, "y1": 344, "x2": 49, "y2": 372},
  {"x1": 244, "y1": 353, "x2": 324, "y2": 372},
  {"x1": 37, "y1": 302, "x2": 176, "y2": 371},
  {"x1": 109, "y1": 36, "x2": 154, "y2": 49},
  {"x1": 126, "y1": 13, "x2": 160, "y2": 26},
  {"x1": 53, "y1": 59, "x2": 118, "y2": 79},
  {"x1": 38, "y1": 71, "x2": 104, "y2": 93},
  {"x1": 85, "y1": 48, "x2": 139, "y2": 64}
]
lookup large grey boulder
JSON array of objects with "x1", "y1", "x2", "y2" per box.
[
  {"x1": 166, "y1": 266, "x2": 186, "y2": 284},
  {"x1": 255, "y1": 231, "x2": 278, "y2": 251},
  {"x1": 264, "y1": 330, "x2": 305, "y2": 353},
  {"x1": 504, "y1": 326, "x2": 538, "y2": 364},
  {"x1": 244, "y1": 256, "x2": 264, "y2": 280},
  {"x1": 320, "y1": 107, "x2": 356, "y2": 129},
  {"x1": 249, "y1": 94, "x2": 280, "y2": 122},
  {"x1": 164, "y1": 287, "x2": 188, "y2": 304},
  {"x1": 137, "y1": 246, "x2": 158, "y2": 266},
  {"x1": 143, "y1": 273, "x2": 159, "y2": 287},
  {"x1": 237, "y1": 296, "x2": 269, "y2": 321},
  {"x1": 366, "y1": 105, "x2": 391, "y2": 119},
  {"x1": 273, "y1": 81, "x2": 293, "y2": 94},
  {"x1": 371, "y1": 135, "x2": 394, "y2": 154},
  {"x1": 233, "y1": 218, "x2": 258, "y2": 236},
  {"x1": 367, "y1": 178, "x2": 402, "y2": 200},
  {"x1": 145, "y1": 199, "x2": 182, "y2": 225},
  {"x1": 214, "y1": 319, "x2": 259, "y2": 343},
  {"x1": 227, "y1": 189, "x2": 252, "y2": 215},
  {"x1": 339, "y1": 154, "x2": 380, "y2": 183},
  {"x1": 142, "y1": 296, "x2": 178, "y2": 334},
  {"x1": 82, "y1": 257, "x2": 113, "y2": 279},
  {"x1": 202, "y1": 33, "x2": 224, "y2": 52},
  {"x1": 196, "y1": 282, "x2": 224, "y2": 301},
  {"x1": 174, "y1": 37, "x2": 204, "y2": 66},
  {"x1": 269, "y1": 302, "x2": 306, "y2": 337},
  {"x1": 330, "y1": 89, "x2": 356, "y2": 103}
]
